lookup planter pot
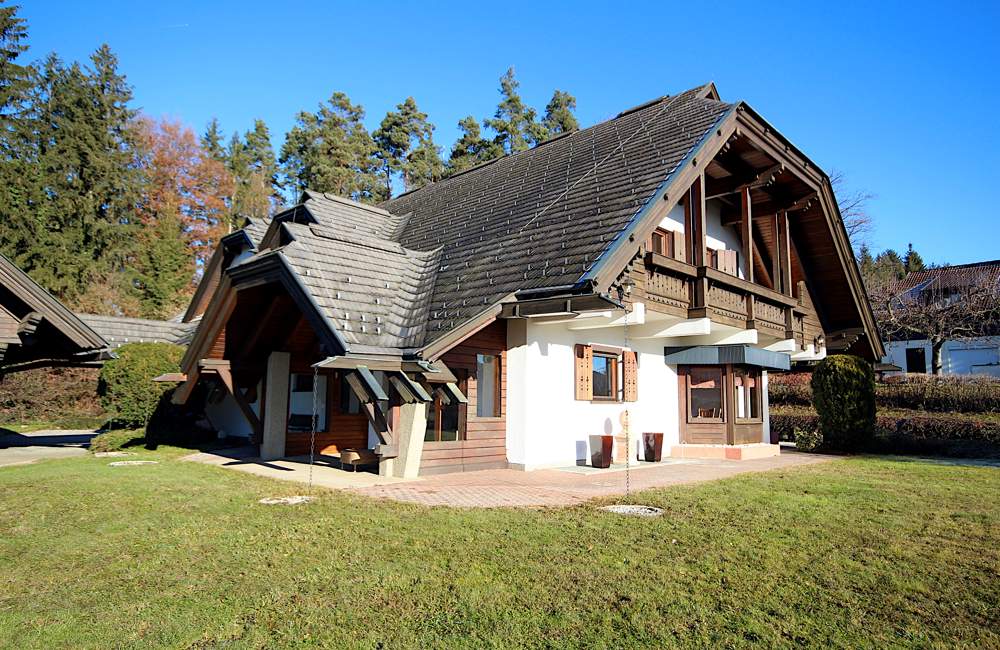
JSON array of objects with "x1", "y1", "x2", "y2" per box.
[
  {"x1": 643, "y1": 432, "x2": 664, "y2": 462},
  {"x1": 590, "y1": 434, "x2": 614, "y2": 469}
]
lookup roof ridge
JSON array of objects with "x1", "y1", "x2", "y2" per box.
[
  {"x1": 383, "y1": 83, "x2": 726, "y2": 208},
  {"x1": 304, "y1": 189, "x2": 393, "y2": 217}
]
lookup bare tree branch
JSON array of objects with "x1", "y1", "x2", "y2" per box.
[{"x1": 829, "y1": 170, "x2": 875, "y2": 253}]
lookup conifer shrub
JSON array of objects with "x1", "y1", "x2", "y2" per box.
[
  {"x1": 810, "y1": 355, "x2": 875, "y2": 451},
  {"x1": 98, "y1": 343, "x2": 184, "y2": 428}
]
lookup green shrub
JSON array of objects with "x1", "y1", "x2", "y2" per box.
[
  {"x1": 89, "y1": 429, "x2": 145, "y2": 453},
  {"x1": 793, "y1": 427, "x2": 822, "y2": 451},
  {"x1": 811, "y1": 355, "x2": 875, "y2": 451},
  {"x1": 98, "y1": 343, "x2": 184, "y2": 428}
]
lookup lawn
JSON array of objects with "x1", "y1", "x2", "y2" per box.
[{"x1": 0, "y1": 451, "x2": 997, "y2": 648}]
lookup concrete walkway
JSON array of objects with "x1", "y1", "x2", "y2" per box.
[
  {"x1": 0, "y1": 429, "x2": 95, "y2": 467},
  {"x1": 353, "y1": 451, "x2": 833, "y2": 508},
  {"x1": 186, "y1": 445, "x2": 832, "y2": 508},
  {"x1": 183, "y1": 447, "x2": 403, "y2": 489}
]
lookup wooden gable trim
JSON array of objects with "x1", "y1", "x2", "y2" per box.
[{"x1": 420, "y1": 300, "x2": 508, "y2": 362}]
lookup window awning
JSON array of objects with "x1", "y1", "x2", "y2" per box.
[{"x1": 663, "y1": 345, "x2": 791, "y2": 371}]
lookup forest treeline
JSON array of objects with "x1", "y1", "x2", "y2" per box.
[{"x1": 0, "y1": 4, "x2": 578, "y2": 320}]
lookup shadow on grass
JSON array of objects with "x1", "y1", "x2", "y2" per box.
[{"x1": 0, "y1": 427, "x2": 97, "y2": 449}]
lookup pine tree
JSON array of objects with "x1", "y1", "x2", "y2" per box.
[
  {"x1": 542, "y1": 90, "x2": 578, "y2": 135},
  {"x1": 903, "y1": 243, "x2": 926, "y2": 274},
  {"x1": 280, "y1": 92, "x2": 384, "y2": 203},
  {"x1": 201, "y1": 117, "x2": 226, "y2": 162},
  {"x1": 229, "y1": 119, "x2": 280, "y2": 219},
  {"x1": 445, "y1": 115, "x2": 502, "y2": 176},
  {"x1": 130, "y1": 205, "x2": 192, "y2": 318},
  {"x1": 485, "y1": 67, "x2": 544, "y2": 153},
  {"x1": 373, "y1": 97, "x2": 443, "y2": 193},
  {"x1": 0, "y1": 1, "x2": 29, "y2": 132},
  {"x1": 873, "y1": 249, "x2": 906, "y2": 282},
  {"x1": 857, "y1": 244, "x2": 875, "y2": 285}
]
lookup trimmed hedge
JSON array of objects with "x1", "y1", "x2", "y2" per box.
[
  {"x1": 0, "y1": 366, "x2": 105, "y2": 427},
  {"x1": 98, "y1": 342, "x2": 184, "y2": 428},
  {"x1": 811, "y1": 355, "x2": 875, "y2": 451},
  {"x1": 770, "y1": 372, "x2": 1000, "y2": 413},
  {"x1": 772, "y1": 410, "x2": 1000, "y2": 445}
]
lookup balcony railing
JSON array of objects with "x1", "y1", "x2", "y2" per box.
[{"x1": 644, "y1": 252, "x2": 814, "y2": 345}]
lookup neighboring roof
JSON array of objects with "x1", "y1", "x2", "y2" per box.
[
  {"x1": 894, "y1": 260, "x2": 1000, "y2": 294},
  {"x1": 0, "y1": 254, "x2": 108, "y2": 369},
  {"x1": 77, "y1": 314, "x2": 197, "y2": 349},
  {"x1": 383, "y1": 83, "x2": 731, "y2": 343}
]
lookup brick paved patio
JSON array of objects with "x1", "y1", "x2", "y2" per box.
[{"x1": 351, "y1": 450, "x2": 833, "y2": 508}]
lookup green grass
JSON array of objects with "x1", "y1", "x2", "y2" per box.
[{"x1": 0, "y1": 452, "x2": 997, "y2": 648}]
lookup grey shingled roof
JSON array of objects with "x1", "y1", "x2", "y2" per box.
[
  {"x1": 383, "y1": 84, "x2": 732, "y2": 342},
  {"x1": 228, "y1": 84, "x2": 730, "y2": 353},
  {"x1": 78, "y1": 314, "x2": 197, "y2": 349},
  {"x1": 235, "y1": 220, "x2": 440, "y2": 352},
  {"x1": 242, "y1": 216, "x2": 271, "y2": 247}
]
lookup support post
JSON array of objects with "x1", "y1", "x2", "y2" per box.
[
  {"x1": 777, "y1": 210, "x2": 792, "y2": 296},
  {"x1": 740, "y1": 185, "x2": 754, "y2": 283},
  {"x1": 391, "y1": 402, "x2": 428, "y2": 479},
  {"x1": 689, "y1": 174, "x2": 707, "y2": 266},
  {"x1": 260, "y1": 351, "x2": 290, "y2": 461}
]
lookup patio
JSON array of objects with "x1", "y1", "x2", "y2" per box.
[{"x1": 184, "y1": 445, "x2": 832, "y2": 508}]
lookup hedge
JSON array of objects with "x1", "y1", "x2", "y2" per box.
[
  {"x1": 0, "y1": 366, "x2": 104, "y2": 427},
  {"x1": 772, "y1": 410, "x2": 1000, "y2": 446},
  {"x1": 770, "y1": 372, "x2": 1000, "y2": 413},
  {"x1": 98, "y1": 342, "x2": 185, "y2": 428},
  {"x1": 811, "y1": 355, "x2": 875, "y2": 451}
]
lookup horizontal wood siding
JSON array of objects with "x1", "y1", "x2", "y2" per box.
[
  {"x1": 285, "y1": 370, "x2": 370, "y2": 456},
  {"x1": 421, "y1": 320, "x2": 508, "y2": 475}
]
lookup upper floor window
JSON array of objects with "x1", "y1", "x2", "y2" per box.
[{"x1": 648, "y1": 227, "x2": 684, "y2": 262}]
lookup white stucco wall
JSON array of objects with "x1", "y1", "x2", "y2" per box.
[
  {"x1": 204, "y1": 380, "x2": 261, "y2": 438},
  {"x1": 882, "y1": 337, "x2": 1000, "y2": 377},
  {"x1": 657, "y1": 200, "x2": 746, "y2": 278},
  {"x1": 505, "y1": 317, "x2": 679, "y2": 470}
]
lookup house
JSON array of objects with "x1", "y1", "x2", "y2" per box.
[
  {"x1": 879, "y1": 260, "x2": 1000, "y2": 376},
  {"x1": 0, "y1": 253, "x2": 110, "y2": 374},
  {"x1": 171, "y1": 83, "x2": 881, "y2": 477}
]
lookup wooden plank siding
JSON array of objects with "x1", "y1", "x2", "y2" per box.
[
  {"x1": 285, "y1": 372, "x2": 370, "y2": 456},
  {"x1": 420, "y1": 319, "x2": 508, "y2": 475}
]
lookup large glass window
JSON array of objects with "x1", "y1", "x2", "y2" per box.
[
  {"x1": 592, "y1": 353, "x2": 618, "y2": 400},
  {"x1": 476, "y1": 354, "x2": 501, "y2": 417},
  {"x1": 288, "y1": 373, "x2": 327, "y2": 431},
  {"x1": 425, "y1": 370, "x2": 468, "y2": 442},
  {"x1": 733, "y1": 368, "x2": 761, "y2": 421},
  {"x1": 688, "y1": 367, "x2": 724, "y2": 421},
  {"x1": 339, "y1": 374, "x2": 361, "y2": 415}
]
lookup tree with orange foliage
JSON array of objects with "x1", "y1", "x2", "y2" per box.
[{"x1": 131, "y1": 117, "x2": 234, "y2": 318}]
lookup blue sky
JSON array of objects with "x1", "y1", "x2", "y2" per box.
[{"x1": 19, "y1": 1, "x2": 1000, "y2": 265}]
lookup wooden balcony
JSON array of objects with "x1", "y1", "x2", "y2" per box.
[{"x1": 642, "y1": 252, "x2": 817, "y2": 346}]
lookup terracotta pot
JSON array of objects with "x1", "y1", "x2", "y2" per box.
[
  {"x1": 590, "y1": 434, "x2": 613, "y2": 468},
  {"x1": 643, "y1": 432, "x2": 664, "y2": 462}
]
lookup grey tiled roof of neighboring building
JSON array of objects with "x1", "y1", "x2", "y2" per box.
[{"x1": 77, "y1": 314, "x2": 197, "y2": 349}]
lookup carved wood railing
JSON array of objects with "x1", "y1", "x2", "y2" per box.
[{"x1": 644, "y1": 252, "x2": 815, "y2": 347}]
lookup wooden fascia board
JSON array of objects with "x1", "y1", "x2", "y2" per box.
[
  {"x1": 179, "y1": 273, "x2": 235, "y2": 375},
  {"x1": 585, "y1": 107, "x2": 741, "y2": 295},
  {"x1": 0, "y1": 257, "x2": 107, "y2": 352},
  {"x1": 419, "y1": 300, "x2": 507, "y2": 362},
  {"x1": 728, "y1": 106, "x2": 882, "y2": 359},
  {"x1": 182, "y1": 244, "x2": 225, "y2": 323}
]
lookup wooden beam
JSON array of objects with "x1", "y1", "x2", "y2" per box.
[
  {"x1": 740, "y1": 185, "x2": 754, "y2": 284},
  {"x1": 687, "y1": 174, "x2": 706, "y2": 266},
  {"x1": 705, "y1": 163, "x2": 783, "y2": 201},
  {"x1": 777, "y1": 211, "x2": 792, "y2": 296},
  {"x1": 216, "y1": 365, "x2": 261, "y2": 437}
]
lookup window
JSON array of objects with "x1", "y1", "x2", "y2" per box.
[
  {"x1": 339, "y1": 373, "x2": 361, "y2": 415},
  {"x1": 648, "y1": 227, "x2": 680, "y2": 260},
  {"x1": 425, "y1": 370, "x2": 468, "y2": 442},
  {"x1": 476, "y1": 353, "x2": 501, "y2": 417},
  {"x1": 733, "y1": 368, "x2": 761, "y2": 421},
  {"x1": 592, "y1": 353, "x2": 619, "y2": 400},
  {"x1": 288, "y1": 373, "x2": 327, "y2": 431},
  {"x1": 905, "y1": 347, "x2": 927, "y2": 374},
  {"x1": 688, "y1": 367, "x2": 724, "y2": 421}
]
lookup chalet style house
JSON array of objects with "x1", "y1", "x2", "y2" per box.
[
  {"x1": 880, "y1": 260, "x2": 1000, "y2": 376},
  {"x1": 172, "y1": 83, "x2": 881, "y2": 476}
]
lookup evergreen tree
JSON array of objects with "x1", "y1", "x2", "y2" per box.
[
  {"x1": 200, "y1": 117, "x2": 226, "y2": 162},
  {"x1": 857, "y1": 244, "x2": 875, "y2": 285},
  {"x1": 485, "y1": 67, "x2": 544, "y2": 153},
  {"x1": 0, "y1": 1, "x2": 29, "y2": 132},
  {"x1": 445, "y1": 115, "x2": 502, "y2": 176},
  {"x1": 280, "y1": 92, "x2": 384, "y2": 203},
  {"x1": 228, "y1": 119, "x2": 280, "y2": 220},
  {"x1": 903, "y1": 242, "x2": 926, "y2": 274},
  {"x1": 373, "y1": 97, "x2": 443, "y2": 193},
  {"x1": 542, "y1": 89, "x2": 578, "y2": 135},
  {"x1": 130, "y1": 206, "x2": 191, "y2": 318},
  {"x1": 872, "y1": 249, "x2": 906, "y2": 283}
]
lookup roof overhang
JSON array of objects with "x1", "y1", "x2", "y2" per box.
[{"x1": 663, "y1": 344, "x2": 791, "y2": 371}]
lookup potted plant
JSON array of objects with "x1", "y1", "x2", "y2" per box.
[
  {"x1": 589, "y1": 434, "x2": 613, "y2": 468},
  {"x1": 643, "y1": 432, "x2": 664, "y2": 462}
]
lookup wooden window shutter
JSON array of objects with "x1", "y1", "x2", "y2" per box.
[
  {"x1": 574, "y1": 344, "x2": 593, "y2": 400},
  {"x1": 623, "y1": 350, "x2": 638, "y2": 402},
  {"x1": 672, "y1": 230, "x2": 685, "y2": 262}
]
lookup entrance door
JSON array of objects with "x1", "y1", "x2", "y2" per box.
[{"x1": 678, "y1": 365, "x2": 727, "y2": 444}]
